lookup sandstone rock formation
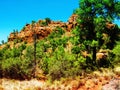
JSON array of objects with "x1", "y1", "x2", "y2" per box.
[
  {"x1": 8, "y1": 14, "x2": 78, "y2": 43},
  {"x1": 67, "y1": 14, "x2": 78, "y2": 31}
]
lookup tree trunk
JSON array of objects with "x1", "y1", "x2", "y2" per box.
[
  {"x1": 33, "y1": 31, "x2": 37, "y2": 78},
  {"x1": 92, "y1": 46, "x2": 96, "y2": 65}
]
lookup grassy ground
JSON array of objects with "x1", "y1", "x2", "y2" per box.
[{"x1": 0, "y1": 67, "x2": 120, "y2": 90}]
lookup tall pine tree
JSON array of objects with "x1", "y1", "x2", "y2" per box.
[{"x1": 75, "y1": 0, "x2": 120, "y2": 64}]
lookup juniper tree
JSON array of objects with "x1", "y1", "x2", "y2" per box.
[{"x1": 75, "y1": 0, "x2": 120, "y2": 64}]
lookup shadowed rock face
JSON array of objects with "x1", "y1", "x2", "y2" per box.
[{"x1": 8, "y1": 14, "x2": 78, "y2": 43}]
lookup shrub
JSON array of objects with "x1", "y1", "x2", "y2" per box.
[
  {"x1": 45, "y1": 18, "x2": 51, "y2": 24},
  {"x1": 1, "y1": 57, "x2": 33, "y2": 79},
  {"x1": 25, "y1": 46, "x2": 34, "y2": 60},
  {"x1": 40, "y1": 21, "x2": 48, "y2": 26},
  {"x1": 72, "y1": 46, "x2": 81, "y2": 54},
  {"x1": 40, "y1": 18, "x2": 51, "y2": 26},
  {"x1": 48, "y1": 27, "x2": 65, "y2": 39},
  {"x1": 70, "y1": 36, "x2": 80, "y2": 45},
  {"x1": 0, "y1": 49, "x2": 3, "y2": 60},
  {"x1": 112, "y1": 43, "x2": 120, "y2": 64},
  {"x1": 42, "y1": 46, "x2": 85, "y2": 80},
  {"x1": 0, "y1": 61, "x2": 2, "y2": 77},
  {"x1": 1, "y1": 40, "x2": 5, "y2": 44},
  {"x1": 3, "y1": 49, "x2": 12, "y2": 59},
  {"x1": 21, "y1": 26, "x2": 25, "y2": 31}
]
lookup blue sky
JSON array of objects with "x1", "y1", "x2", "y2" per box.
[
  {"x1": 0, "y1": 0, "x2": 79, "y2": 42},
  {"x1": 0, "y1": 0, "x2": 120, "y2": 43}
]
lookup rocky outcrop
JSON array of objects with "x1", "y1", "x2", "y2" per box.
[
  {"x1": 8, "y1": 22, "x2": 66, "y2": 43},
  {"x1": 8, "y1": 14, "x2": 78, "y2": 43},
  {"x1": 7, "y1": 14, "x2": 116, "y2": 44},
  {"x1": 96, "y1": 49, "x2": 109, "y2": 60},
  {"x1": 67, "y1": 14, "x2": 78, "y2": 31},
  {"x1": 106, "y1": 22, "x2": 115, "y2": 29}
]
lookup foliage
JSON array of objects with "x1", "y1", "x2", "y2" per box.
[
  {"x1": 43, "y1": 46, "x2": 84, "y2": 80},
  {"x1": 0, "y1": 49, "x2": 3, "y2": 60},
  {"x1": 0, "y1": 0, "x2": 120, "y2": 80},
  {"x1": 0, "y1": 43, "x2": 30, "y2": 79},
  {"x1": 21, "y1": 26, "x2": 25, "y2": 31},
  {"x1": 25, "y1": 45, "x2": 34, "y2": 61},
  {"x1": 48, "y1": 26, "x2": 65, "y2": 39},
  {"x1": 112, "y1": 42, "x2": 120, "y2": 64},
  {"x1": 71, "y1": 46, "x2": 81, "y2": 54},
  {"x1": 75, "y1": 0, "x2": 120, "y2": 65},
  {"x1": 1, "y1": 40, "x2": 5, "y2": 44},
  {"x1": 32, "y1": 20, "x2": 36, "y2": 25},
  {"x1": 40, "y1": 18, "x2": 51, "y2": 26},
  {"x1": 40, "y1": 40, "x2": 92, "y2": 80},
  {"x1": 1, "y1": 57, "x2": 33, "y2": 79},
  {"x1": 12, "y1": 29, "x2": 18, "y2": 35},
  {"x1": 45, "y1": 18, "x2": 51, "y2": 24}
]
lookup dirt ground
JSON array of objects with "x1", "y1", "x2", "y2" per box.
[{"x1": 1, "y1": 68, "x2": 120, "y2": 90}]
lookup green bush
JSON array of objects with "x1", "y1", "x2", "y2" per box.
[
  {"x1": 25, "y1": 46, "x2": 34, "y2": 60},
  {"x1": 112, "y1": 43, "x2": 120, "y2": 64},
  {"x1": 1, "y1": 57, "x2": 33, "y2": 79},
  {"x1": 45, "y1": 18, "x2": 51, "y2": 24},
  {"x1": 0, "y1": 49, "x2": 3, "y2": 60},
  {"x1": 3, "y1": 49, "x2": 12, "y2": 59},
  {"x1": 1, "y1": 40, "x2": 5, "y2": 44},
  {"x1": 41, "y1": 46, "x2": 85, "y2": 80},
  {"x1": 40, "y1": 21, "x2": 48, "y2": 26},
  {"x1": 40, "y1": 18, "x2": 51, "y2": 26},
  {"x1": 1, "y1": 44, "x2": 33, "y2": 79},
  {"x1": 72, "y1": 46, "x2": 81, "y2": 54},
  {"x1": 48, "y1": 27, "x2": 65, "y2": 39},
  {"x1": 70, "y1": 36, "x2": 80, "y2": 45}
]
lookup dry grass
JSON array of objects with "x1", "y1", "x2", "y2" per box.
[
  {"x1": 1, "y1": 67, "x2": 120, "y2": 90},
  {"x1": 1, "y1": 78, "x2": 44, "y2": 90}
]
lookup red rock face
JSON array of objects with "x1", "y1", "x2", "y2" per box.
[
  {"x1": 8, "y1": 14, "x2": 115, "y2": 44},
  {"x1": 67, "y1": 14, "x2": 78, "y2": 31},
  {"x1": 8, "y1": 14, "x2": 78, "y2": 43},
  {"x1": 106, "y1": 22, "x2": 115, "y2": 29}
]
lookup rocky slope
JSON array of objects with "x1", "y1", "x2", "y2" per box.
[
  {"x1": 8, "y1": 14, "x2": 78, "y2": 43},
  {"x1": 5, "y1": 13, "x2": 115, "y2": 45}
]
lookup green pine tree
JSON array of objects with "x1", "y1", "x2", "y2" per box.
[{"x1": 75, "y1": 0, "x2": 120, "y2": 65}]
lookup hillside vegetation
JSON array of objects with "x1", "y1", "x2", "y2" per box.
[{"x1": 0, "y1": 0, "x2": 120, "y2": 84}]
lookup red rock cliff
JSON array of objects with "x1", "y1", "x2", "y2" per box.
[{"x1": 8, "y1": 14, "x2": 78, "y2": 43}]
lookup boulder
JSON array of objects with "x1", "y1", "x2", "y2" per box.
[
  {"x1": 106, "y1": 22, "x2": 115, "y2": 29},
  {"x1": 114, "y1": 67, "x2": 120, "y2": 75}
]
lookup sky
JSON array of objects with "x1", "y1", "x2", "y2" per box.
[
  {"x1": 0, "y1": 0, "x2": 79, "y2": 43},
  {"x1": 0, "y1": 0, "x2": 120, "y2": 43}
]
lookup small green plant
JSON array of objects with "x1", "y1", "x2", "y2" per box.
[
  {"x1": 40, "y1": 18, "x2": 51, "y2": 26},
  {"x1": 45, "y1": 17, "x2": 51, "y2": 24},
  {"x1": 40, "y1": 21, "x2": 48, "y2": 26},
  {"x1": 22, "y1": 26, "x2": 25, "y2": 31},
  {"x1": 72, "y1": 46, "x2": 81, "y2": 54},
  {"x1": 0, "y1": 49, "x2": 3, "y2": 60},
  {"x1": 1, "y1": 40, "x2": 5, "y2": 44},
  {"x1": 48, "y1": 26, "x2": 65, "y2": 39},
  {"x1": 112, "y1": 42, "x2": 120, "y2": 64}
]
